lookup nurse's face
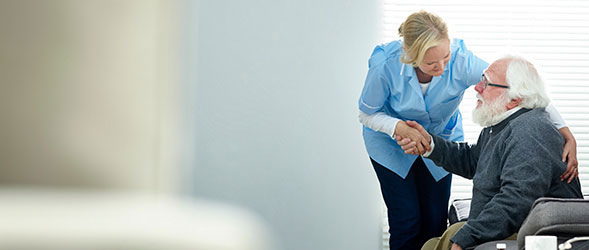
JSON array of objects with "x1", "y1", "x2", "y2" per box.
[{"x1": 417, "y1": 39, "x2": 451, "y2": 77}]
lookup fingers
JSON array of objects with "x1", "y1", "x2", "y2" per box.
[
  {"x1": 406, "y1": 120, "x2": 419, "y2": 127},
  {"x1": 396, "y1": 138, "x2": 424, "y2": 155},
  {"x1": 567, "y1": 160, "x2": 579, "y2": 183},
  {"x1": 396, "y1": 125, "x2": 425, "y2": 145},
  {"x1": 420, "y1": 140, "x2": 431, "y2": 152},
  {"x1": 402, "y1": 141, "x2": 429, "y2": 155},
  {"x1": 396, "y1": 137, "x2": 417, "y2": 153},
  {"x1": 406, "y1": 134, "x2": 428, "y2": 153},
  {"x1": 395, "y1": 120, "x2": 431, "y2": 154},
  {"x1": 407, "y1": 127, "x2": 429, "y2": 151},
  {"x1": 560, "y1": 157, "x2": 571, "y2": 182},
  {"x1": 401, "y1": 141, "x2": 416, "y2": 150},
  {"x1": 560, "y1": 154, "x2": 569, "y2": 182},
  {"x1": 560, "y1": 159, "x2": 578, "y2": 183},
  {"x1": 405, "y1": 145, "x2": 423, "y2": 155},
  {"x1": 401, "y1": 140, "x2": 422, "y2": 154},
  {"x1": 560, "y1": 169, "x2": 572, "y2": 182},
  {"x1": 404, "y1": 146, "x2": 419, "y2": 155},
  {"x1": 413, "y1": 134, "x2": 430, "y2": 152},
  {"x1": 561, "y1": 166, "x2": 578, "y2": 183},
  {"x1": 406, "y1": 120, "x2": 430, "y2": 138},
  {"x1": 396, "y1": 138, "x2": 412, "y2": 148},
  {"x1": 560, "y1": 146, "x2": 579, "y2": 183},
  {"x1": 567, "y1": 171, "x2": 578, "y2": 184},
  {"x1": 406, "y1": 120, "x2": 431, "y2": 147},
  {"x1": 396, "y1": 135, "x2": 418, "y2": 154}
]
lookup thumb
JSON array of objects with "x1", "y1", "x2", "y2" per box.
[
  {"x1": 407, "y1": 120, "x2": 428, "y2": 136},
  {"x1": 406, "y1": 120, "x2": 419, "y2": 127}
]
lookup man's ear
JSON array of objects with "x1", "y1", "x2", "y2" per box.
[{"x1": 506, "y1": 98, "x2": 521, "y2": 109}]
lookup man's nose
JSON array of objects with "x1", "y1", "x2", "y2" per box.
[{"x1": 474, "y1": 81, "x2": 484, "y2": 93}]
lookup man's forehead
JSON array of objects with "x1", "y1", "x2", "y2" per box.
[
  {"x1": 483, "y1": 68, "x2": 498, "y2": 81},
  {"x1": 484, "y1": 60, "x2": 510, "y2": 81},
  {"x1": 489, "y1": 59, "x2": 510, "y2": 71}
]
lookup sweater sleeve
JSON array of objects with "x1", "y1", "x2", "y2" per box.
[
  {"x1": 425, "y1": 134, "x2": 481, "y2": 179},
  {"x1": 450, "y1": 121, "x2": 564, "y2": 248}
]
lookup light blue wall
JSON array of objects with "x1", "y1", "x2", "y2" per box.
[{"x1": 184, "y1": 1, "x2": 383, "y2": 250}]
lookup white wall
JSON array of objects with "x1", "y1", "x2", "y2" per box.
[
  {"x1": 0, "y1": 1, "x2": 384, "y2": 249},
  {"x1": 0, "y1": 0, "x2": 184, "y2": 191},
  {"x1": 186, "y1": 1, "x2": 383, "y2": 250}
]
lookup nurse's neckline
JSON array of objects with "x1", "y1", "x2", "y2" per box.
[{"x1": 414, "y1": 67, "x2": 433, "y2": 84}]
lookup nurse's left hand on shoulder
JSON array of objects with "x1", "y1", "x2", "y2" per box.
[{"x1": 451, "y1": 243, "x2": 462, "y2": 250}]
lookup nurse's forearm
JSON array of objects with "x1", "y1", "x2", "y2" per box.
[
  {"x1": 358, "y1": 111, "x2": 399, "y2": 137},
  {"x1": 545, "y1": 103, "x2": 566, "y2": 129}
]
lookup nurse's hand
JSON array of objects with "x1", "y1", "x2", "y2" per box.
[
  {"x1": 394, "y1": 121, "x2": 430, "y2": 154},
  {"x1": 559, "y1": 127, "x2": 579, "y2": 183},
  {"x1": 451, "y1": 243, "x2": 463, "y2": 250}
]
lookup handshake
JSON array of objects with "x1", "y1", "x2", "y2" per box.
[{"x1": 394, "y1": 120, "x2": 432, "y2": 155}]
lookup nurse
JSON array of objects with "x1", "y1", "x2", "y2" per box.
[{"x1": 357, "y1": 10, "x2": 578, "y2": 250}]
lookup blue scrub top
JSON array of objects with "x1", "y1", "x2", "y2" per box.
[{"x1": 359, "y1": 38, "x2": 488, "y2": 181}]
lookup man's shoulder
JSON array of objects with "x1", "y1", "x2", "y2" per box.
[
  {"x1": 510, "y1": 108, "x2": 552, "y2": 129},
  {"x1": 508, "y1": 108, "x2": 562, "y2": 141}
]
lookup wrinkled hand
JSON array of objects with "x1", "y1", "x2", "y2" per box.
[
  {"x1": 394, "y1": 120, "x2": 430, "y2": 155},
  {"x1": 560, "y1": 137, "x2": 579, "y2": 183}
]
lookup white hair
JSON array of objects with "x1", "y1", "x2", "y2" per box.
[{"x1": 504, "y1": 56, "x2": 550, "y2": 108}]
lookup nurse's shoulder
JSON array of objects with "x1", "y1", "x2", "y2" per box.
[
  {"x1": 368, "y1": 40, "x2": 404, "y2": 69},
  {"x1": 450, "y1": 38, "x2": 472, "y2": 59},
  {"x1": 448, "y1": 38, "x2": 489, "y2": 85},
  {"x1": 450, "y1": 38, "x2": 488, "y2": 67}
]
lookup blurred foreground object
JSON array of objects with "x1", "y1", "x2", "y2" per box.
[{"x1": 0, "y1": 188, "x2": 274, "y2": 250}]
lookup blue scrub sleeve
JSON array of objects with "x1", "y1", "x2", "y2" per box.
[
  {"x1": 359, "y1": 67, "x2": 390, "y2": 115},
  {"x1": 451, "y1": 39, "x2": 489, "y2": 88}
]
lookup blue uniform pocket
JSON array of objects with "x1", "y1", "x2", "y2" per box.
[{"x1": 440, "y1": 111, "x2": 459, "y2": 137}]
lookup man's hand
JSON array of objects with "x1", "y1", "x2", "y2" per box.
[
  {"x1": 451, "y1": 243, "x2": 463, "y2": 250},
  {"x1": 406, "y1": 120, "x2": 430, "y2": 138},
  {"x1": 394, "y1": 120, "x2": 430, "y2": 155}
]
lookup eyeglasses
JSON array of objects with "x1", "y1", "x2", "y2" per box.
[{"x1": 481, "y1": 74, "x2": 510, "y2": 90}]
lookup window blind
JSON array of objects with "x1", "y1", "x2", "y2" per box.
[{"x1": 380, "y1": 1, "x2": 589, "y2": 248}]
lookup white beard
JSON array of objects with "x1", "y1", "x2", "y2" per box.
[{"x1": 472, "y1": 94, "x2": 510, "y2": 127}]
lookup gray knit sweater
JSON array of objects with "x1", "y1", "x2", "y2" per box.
[{"x1": 427, "y1": 108, "x2": 582, "y2": 249}]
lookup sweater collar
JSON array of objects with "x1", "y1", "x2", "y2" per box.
[{"x1": 488, "y1": 108, "x2": 532, "y2": 134}]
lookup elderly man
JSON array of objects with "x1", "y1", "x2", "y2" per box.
[{"x1": 398, "y1": 56, "x2": 583, "y2": 250}]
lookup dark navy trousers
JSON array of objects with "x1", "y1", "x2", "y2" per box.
[{"x1": 371, "y1": 157, "x2": 452, "y2": 250}]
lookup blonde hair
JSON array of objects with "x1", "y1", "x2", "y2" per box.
[{"x1": 398, "y1": 11, "x2": 449, "y2": 66}]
